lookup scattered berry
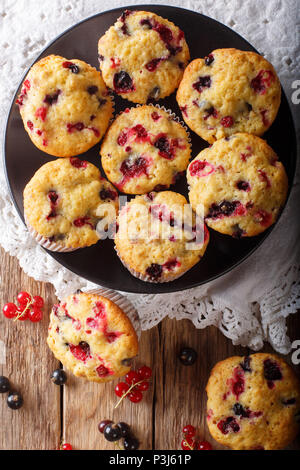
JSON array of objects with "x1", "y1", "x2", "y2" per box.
[
  {"x1": 115, "y1": 382, "x2": 129, "y2": 398},
  {"x1": 179, "y1": 347, "x2": 197, "y2": 366},
  {"x1": 98, "y1": 420, "x2": 113, "y2": 434},
  {"x1": 181, "y1": 437, "x2": 195, "y2": 450},
  {"x1": 61, "y1": 443, "x2": 73, "y2": 450},
  {"x1": 16, "y1": 307, "x2": 29, "y2": 321},
  {"x1": 197, "y1": 440, "x2": 212, "y2": 450},
  {"x1": 51, "y1": 369, "x2": 67, "y2": 385},
  {"x1": 137, "y1": 366, "x2": 152, "y2": 380},
  {"x1": 32, "y1": 296, "x2": 44, "y2": 309},
  {"x1": 3, "y1": 292, "x2": 44, "y2": 323},
  {"x1": 123, "y1": 437, "x2": 139, "y2": 450},
  {"x1": 125, "y1": 370, "x2": 141, "y2": 386},
  {"x1": 116, "y1": 422, "x2": 131, "y2": 437},
  {"x1": 7, "y1": 391, "x2": 23, "y2": 410},
  {"x1": 104, "y1": 423, "x2": 122, "y2": 442},
  {"x1": 136, "y1": 381, "x2": 149, "y2": 392},
  {"x1": 183, "y1": 424, "x2": 196, "y2": 437},
  {"x1": 17, "y1": 291, "x2": 31, "y2": 306},
  {"x1": 114, "y1": 365, "x2": 152, "y2": 408},
  {"x1": 128, "y1": 390, "x2": 143, "y2": 403},
  {"x1": 0, "y1": 376, "x2": 10, "y2": 393},
  {"x1": 3, "y1": 303, "x2": 17, "y2": 319},
  {"x1": 28, "y1": 308, "x2": 43, "y2": 323}
]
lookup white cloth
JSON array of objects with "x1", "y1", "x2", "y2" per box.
[{"x1": 0, "y1": 0, "x2": 299, "y2": 353}]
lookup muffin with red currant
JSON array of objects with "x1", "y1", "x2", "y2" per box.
[
  {"x1": 206, "y1": 353, "x2": 300, "y2": 450},
  {"x1": 114, "y1": 191, "x2": 209, "y2": 282},
  {"x1": 23, "y1": 157, "x2": 119, "y2": 251},
  {"x1": 98, "y1": 10, "x2": 190, "y2": 103},
  {"x1": 17, "y1": 54, "x2": 113, "y2": 157},
  {"x1": 187, "y1": 133, "x2": 288, "y2": 238},
  {"x1": 100, "y1": 105, "x2": 191, "y2": 194},
  {"x1": 47, "y1": 291, "x2": 139, "y2": 383},
  {"x1": 176, "y1": 48, "x2": 281, "y2": 143}
]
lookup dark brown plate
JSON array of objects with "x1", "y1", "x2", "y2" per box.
[{"x1": 3, "y1": 4, "x2": 297, "y2": 293}]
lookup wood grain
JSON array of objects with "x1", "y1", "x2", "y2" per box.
[
  {"x1": 0, "y1": 246, "x2": 299, "y2": 450},
  {"x1": 0, "y1": 248, "x2": 60, "y2": 450}
]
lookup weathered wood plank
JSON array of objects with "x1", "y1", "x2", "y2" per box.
[
  {"x1": 0, "y1": 245, "x2": 299, "y2": 450},
  {"x1": 0, "y1": 247, "x2": 60, "y2": 450},
  {"x1": 63, "y1": 328, "x2": 158, "y2": 450}
]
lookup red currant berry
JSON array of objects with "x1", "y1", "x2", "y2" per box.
[
  {"x1": 61, "y1": 443, "x2": 72, "y2": 450},
  {"x1": 17, "y1": 291, "x2": 32, "y2": 306},
  {"x1": 28, "y1": 308, "x2": 43, "y2": 323},
  {"x1": 183, "y1": 424, "x2": 196, "y2": 437},
  {"x1": 136, "y1": 381, "x2": 149, "y2": 392},
  {"x1": 181, "y1": 437, "x2": 195, "y2": 450},
  {"x1": 32, "y1": 296, "x2": 44, "y2": 309},
  {"x1": 125, "y1": 370, "x2": 140, "y2": 386},
  {"x1": 197, "y1": 440, "x2": 212, "y2": 450},
  {"x1": 16, "y1": 307, "x2": 29, "y2": 321},
  {"x1": 114, "y1": 382, "x2": 129, "y2": 397},
  {"x1": 128, "y1": 390, "x2": 143, "y2": 403},
  {"x1": 137, "y1": 365, "x2": 152, "y2": 380},
  {"x1": 3, "y1": 303, "x2": 17, "y2": 319},
  {"x1": 98, "y1": 419, "x2": 113, "y2": 434}
]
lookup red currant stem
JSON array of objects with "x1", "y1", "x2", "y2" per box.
[
  {"x1": 114, "y1": 379, "x2": 145, "y2": 409},
  {"x1": 183, "y1": 438, "x2": 194, "y2": 451},
  {"x1": 14, "y1": 297, "x2": 33, "y2": 321},
  {"x1": 114, "y1": 441, "x2": 123, "y2": 450}
]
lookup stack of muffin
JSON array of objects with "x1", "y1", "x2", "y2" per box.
[{"x1": 20, "y1": 9, "x2": 287, "y2": 285}]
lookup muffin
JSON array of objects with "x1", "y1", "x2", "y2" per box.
[
  {"x1": 47, "y1": 291, "x2": 139, "y2": 383},
  {"x1": 176, "y1": 48, "x2": 281, "y2": 143},
  {"x1": 206, "y1": 353, "x2": 300, "y2": 450},
  {"x1": 187, "y1": 133, "x2": 288, "y2": 237},
  {"x1": 114, "y1": 191, "x2": 209, "y2": 282},
  {"x1": 98, "y1": 9, "x2": 190, "y2": 103},
  {"x1": 24, "y1": 157, "x2": 119, "y2": 251},
  {"x1": 16, "y1": 54, "x2": 113, "y2": 157},
  {"x1": 101, "y1": 105, "x2": 191, "y2": 194}
]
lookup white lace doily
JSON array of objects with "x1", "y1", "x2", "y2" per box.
[{"x1": 0, "y1": 0, "x2": 299, "y2": 353}]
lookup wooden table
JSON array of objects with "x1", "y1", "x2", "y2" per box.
[{"x1": 0, "y1": 246, "x2": 299, "y2": 450}]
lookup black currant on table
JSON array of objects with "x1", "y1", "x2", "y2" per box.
[
  {"x1": 0, "y1": 376, "x2": 10, "y2": 393},
  {"x1": 7, "y1": 391, "x2": 23, "y2": 410},
  {"x1": 123, "y1": 437, "x2": 139, "y2": 450},
  {"x1": 116, "y1": 422, "x2": 131, "y2": 438},
  {"x1": 179, "y1": 347, "x2": 198, "y2": 366},
  {"x1": 103, "y1": 423, "x2": 122, "y2": 442},
  {"x1": 51, "y1": 369, "x2": 67, "y2": 385},
  {"x1": 98, "y1": 419, "x2": 113, "y2": 434}
]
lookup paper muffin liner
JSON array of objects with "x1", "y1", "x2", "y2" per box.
[
  {"x1": 82, "y1": 287, "x2": 141, "y2": 338},
  {"x1": 25, "y1": 217, "x2": 78, "y2": 252},
  {"x1": 114, "y1": 246, "x2": 189, "y2": 284},
  {"x1": 142, "y1": 103, "x2": 192, "y2": 147}
]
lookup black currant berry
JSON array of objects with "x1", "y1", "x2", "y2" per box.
[
  {"x1": 0, "y1": 376, "x2": 10, "y2": 393},
  {"x1": 103, "y1": 423, "x2": 122, "y2": 442},
  {"x1": 116, "y1": 422, "x2": 131, "y2": 438},
  {"x1": 123, "y1": 437, "x2": 139, "y2": 450},
  {"x1": 51, "y1": 369, "x2": 67, "y2": 385},
  {"x1": 98, "y1": 419, "x2": 113, "y2": 434},
  {"x1": 7, "y1": 392, "x2": 23, "y2": 410},
  {"x1": 179, "y1": 347, "x2": 197, "y2": 366}
]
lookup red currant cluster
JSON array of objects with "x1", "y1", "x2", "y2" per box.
[
  {"x1": 181, "y1": 425, "x2": 212, "y2": 450},
  {"x1": 2, "y1": 291, "x2": 44, "y2": 323},
  {"x1": 114, "y1": 365, "x2": 152, "y2": 406}
]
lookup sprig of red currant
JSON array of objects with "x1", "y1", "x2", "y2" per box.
[
  {"x1": 114, "y1": 365, "x2": 152, "y2": 408},
  {"x1": 181, "y1": 425, "x2": 212, "y2": 450},
  {"x1": 2, "y1": 291, "x2": 44, "y2": 323}
]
